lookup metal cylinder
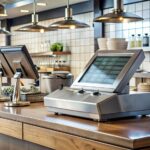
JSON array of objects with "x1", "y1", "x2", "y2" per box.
[
  {"x1": 65, "y1": 8, "x2": 72, "y2": 19},
  {"x1": 114, "y1": 0, "x2": 124, "y2": 11},
  {"x1": 0, "y1": 4, "x2": 7, "y2": 16},
  {"x1": 40, "y1": 73, "x2": 73, "y2": 94},
  {"x1": 32, "y1": 14, "x2": 39, "y2": 24}
]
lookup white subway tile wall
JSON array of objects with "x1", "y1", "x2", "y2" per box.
[
  {"x1": 104, "y1": 1, "x2": 150, "y2": 72},
  {"x1": 11, "y1": 12, "x2": 94, "y2": 78},
  {"x1": 0, "y1": 34, "x2": 6, "y2": 46},
  {"x1": 104, "y1": 1, "x2": 150, "y2": 39}
]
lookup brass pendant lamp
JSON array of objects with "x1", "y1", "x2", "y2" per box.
[
  {"x1": 0, "y1": 4, "x2": 7, "y2": 17},
  {"x1": 48, "y1": 0, "x2": 90, "y2": 29},
  {"x1": 94, "y1": 0, "x2": 143, "y2": 23},
  {"x1": 16, "y1": 0, "x2": 56, "y2": 33}
]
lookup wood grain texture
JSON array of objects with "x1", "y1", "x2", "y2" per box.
[
  {"x1": 0, "y1": 103, "x2": 150, "y2": 149},
  {"x1": 0, "y1": 118, "x2": 22, "y2": 139},
  {"x1": 0, "y1": 134, "x2": 52, "y2": 150},
  {"x1": 24, "y1": 124, "x2": 129, "y2": 150}
]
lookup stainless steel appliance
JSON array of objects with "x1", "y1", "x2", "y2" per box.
[
  {"x1": 44, "y1": 50, "x2": 150, "y2": 121},
  {"x1": 41, "y1": 72, "x2": 73, "y2": 93}
]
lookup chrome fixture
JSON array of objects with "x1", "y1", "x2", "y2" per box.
[
  {"x1": 0, "y1": 4, "x2": 7, "y2": 17},
  {"x1": 94, "y1": 0, "x2": 143, "y2": 23},
  {"x1": 48, "y1": 0, "x2": 89, "y2": 29},
  {"x1": 16, "y1": 0, "x2": 56, "y2": 33}
]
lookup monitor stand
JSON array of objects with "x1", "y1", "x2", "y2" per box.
[
  {"x1": 4, "y1": 72, "x2": 30, "y2": 107},
  {"x1": 0, "y1": 71, "x2": 10, "y2": 102}
]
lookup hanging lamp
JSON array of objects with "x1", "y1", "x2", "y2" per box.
[
  {"x1": 0, "y1": 21, "x2": 11, "y2": 35},
  {"x1": 0, "y1": 4, "x2": 7, "y2": 17},
  {"x1": 15, "y1": 0, "x2": 56, "y2": 33},
  {"x1": 94, "y1": 0, "x2": 143, "y2": 23},
  {"x1": 48, "y1": 0, "x2": 89, "y2": 29}
]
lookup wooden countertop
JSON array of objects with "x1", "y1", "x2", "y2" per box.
[{"x1": 0, "y1": 102, "x2": 150, "y2": 149}]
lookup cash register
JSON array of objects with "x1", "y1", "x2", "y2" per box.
[{"x1": 44, "y1": 50, "x2": 150, "y2": 121}]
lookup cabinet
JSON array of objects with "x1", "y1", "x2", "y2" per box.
[
  {"x1": 23, "y1": 124, "x2": 129, "y2": 150},
  {"x1": 0, "y1": 118, "x2": 22, "y2": 139}
]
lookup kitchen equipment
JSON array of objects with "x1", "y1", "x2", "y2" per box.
[
  {"x1": 94, "y1": 0, "x2": 143, "y2": 23},
  {"x1": 44, "y1": 50, "x2": 150, "y2": 122},
  {"x1": 107, "y1": 38, "x2": 128, "y2": 50},
  {"x1": 41, "y1": 72, "x2": 73, "y2": 93}
]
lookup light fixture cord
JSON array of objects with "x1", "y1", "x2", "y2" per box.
[
  {"x1": 67, "y1": 0, "x2": 70, "y2": 8},
  {"x1": 33, "y1": 0, "x2": 36, "y2": 15}
]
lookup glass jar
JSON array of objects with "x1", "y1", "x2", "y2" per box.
[
  {"x1": 136, "y1": 34, "x2": 142, "y2": 47},
  {"x1": 130, "y1": 34, "x2": 136, "y2": 48}
]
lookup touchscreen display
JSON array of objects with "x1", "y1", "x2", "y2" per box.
[{"x1": 79, "y1": 56, "x2": 131, "y2": 84}]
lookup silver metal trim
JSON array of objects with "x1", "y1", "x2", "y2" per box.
[{"x1": 71, "y1": 50, "x2": 144, "y2": 93}]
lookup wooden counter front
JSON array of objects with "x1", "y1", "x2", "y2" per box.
[
  {"x1": 0, "y1": 103, "x2": 150, "y2": 149},
  {"x1": 24, "y1": 124, "x2": 128, "y2": 150},
  {"x1": 0, "y1": 118, "x2": 22, "y2": 139}
]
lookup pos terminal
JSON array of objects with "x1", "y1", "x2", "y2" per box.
[
  {"x1": 44, "y1": 50, "x2": 150, "y2": 121},
  {"x1": 0, "y1": 45, "x2": 39, "y2": 107}
]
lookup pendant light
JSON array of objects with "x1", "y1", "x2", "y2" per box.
[
  {"x1": 94, "y1": 0, "x2": 143, "y2": 23},
  {"x1": 0, "y1": 21, "x2": 11, "y2": 35},
  {"x1": 0, "y1": 4, "x2": 7, "y2": 17},
  {"x1": 15, "y1": 0, "x2": 56, "y2": 33},
  {"x1": 48, "y1": 0, "x2": 89, "y2": 29}
]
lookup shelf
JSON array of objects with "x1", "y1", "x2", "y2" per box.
[
  {"x1": 30, "y1": 51, "x2": 71, "y2": 57},
  {"x1": 133, "y1": 72, "x2": 150, "y2": 78},
  {"x1": 38, "y1": 66, "x2": 71, "y2": 73},
  {"x1": 128, "y1": 47, "x2": 150, "y2": 52}
]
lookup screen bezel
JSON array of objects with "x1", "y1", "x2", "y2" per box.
[
  {"x1": 0, "y1": 45, "x2": 39, "y2": 80},
  {"x1": 0, "y1": 53, "x2": 13, "y2": 78},
  {"x1": 71, "y1": 50, "x2": 144, "y2": 93}
]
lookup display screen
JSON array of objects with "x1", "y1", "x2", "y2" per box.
[{"x1": 79, "y1": 56, "x2": 131, "y2": 85}]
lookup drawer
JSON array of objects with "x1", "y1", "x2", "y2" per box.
[
  {"x1": 23, "y1": 124, "x2": 129, "y2": 150},
  {"x1": 0, "y1": 118, "x2": 22, "y2": 139}
]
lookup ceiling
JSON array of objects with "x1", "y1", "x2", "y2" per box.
[{"x1": 1, "y1": 0, "x2": 88, "y2": 19}]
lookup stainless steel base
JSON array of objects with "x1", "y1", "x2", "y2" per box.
[
  {"x1": 0, "y1": 96, "x2": 10, "y2": 102},
  {"x1": 4, "y1": 101, "x2": 30, "y2": 107},
  {"x1": 44, "y1": 88, "x2": 150, "y2": 121}
]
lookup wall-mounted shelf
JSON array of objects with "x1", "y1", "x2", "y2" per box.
[
  {"x1": 30, "y1": 51, "x2": 71, "y2": 57},
  {"x1": 128, "y1": 47, "x2": 150, "y2": 52},
  {"x1": 38, "y1": 66, "x2": 71, "y2": 73},
  {"x1": 133, "y1": 72, "x2": 150, "y2": 78}
]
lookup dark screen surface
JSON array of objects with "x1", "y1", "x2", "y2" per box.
[{"x1": 79, "y1": 56, "x2": 131, "y2": 85}]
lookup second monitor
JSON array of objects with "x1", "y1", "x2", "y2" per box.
[{"x1": 1, "y1": 45, "x2": 39, "y2": 107}]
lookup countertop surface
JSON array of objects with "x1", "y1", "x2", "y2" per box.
[{"x1": 0, "y1": 102, "x2": 150, "y2": 149}]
